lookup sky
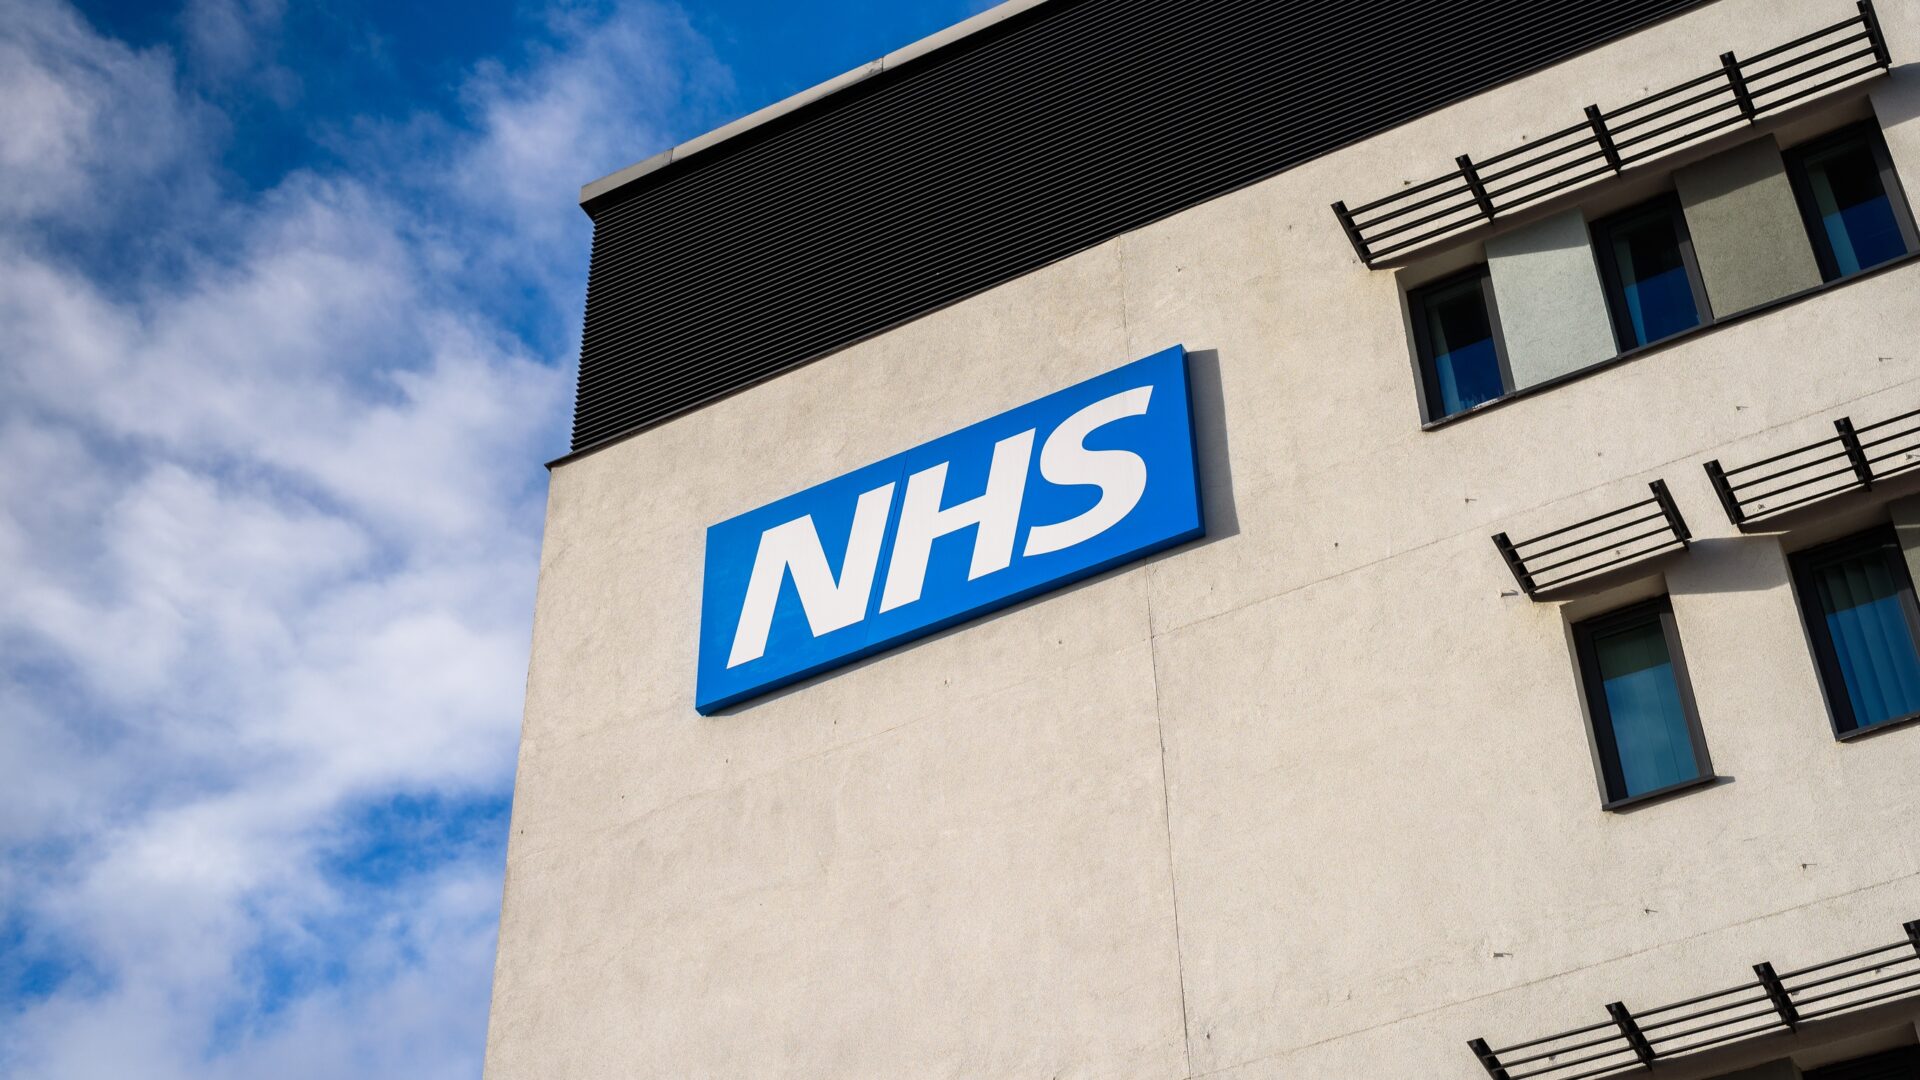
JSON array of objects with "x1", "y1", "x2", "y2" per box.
[{"x1": 0, "y1": 0, "x2": 991, "y2": 1075}]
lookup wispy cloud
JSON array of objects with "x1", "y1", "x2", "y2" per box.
[
  {"x1": 180, "y1": 0, "x2": 289, "y2": 83},
  {"x1": 0, "y1": 1, "x2": 725, "y2": 1075},
  {"x1": 0, "y1": 0, "x2": 207, "y2": 230}
]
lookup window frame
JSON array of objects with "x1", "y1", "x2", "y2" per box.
[
  {"x1": 1407, "y1": 263, "x2": 1514, "y2": 424},
  {"x1": 1590, "y1": 193, "x2": 1715, "y2": 353},
  {"x1": 1788, "y1": 525, "x2": 1920, "y2": 740},
  {"x1": 1783, "y1": 120, "x2": 1920, "y2": 283},
  {"x1": 1571, "y1": 596, "x2": 1715, "y2": 810}
]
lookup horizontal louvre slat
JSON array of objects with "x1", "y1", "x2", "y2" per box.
[
  {"x1": 568, "y1": 0, "x2": 1712, "y2": 456},
  {"x1": 1337, "y1": 3, "x2": 1887, "y2": 265}
]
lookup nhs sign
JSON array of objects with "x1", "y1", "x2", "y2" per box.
[{"x1": 695, "y1": 345, "x2": 1203, "y2": 714}]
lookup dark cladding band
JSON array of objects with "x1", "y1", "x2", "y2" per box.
[{"x1": 565, "y1": 0, "x2": 1713, "y2": 459}]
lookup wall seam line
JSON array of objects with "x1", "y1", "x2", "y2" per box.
[
  {"x1": 1125, "y1": 229, "x2": 1196, "y2": 1079},
  {"x1": 1146, "y1": 577, "x2": 1194, "y2": 1079}
]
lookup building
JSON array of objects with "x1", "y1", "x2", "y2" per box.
[{"x1": 484, "y1": 0, "x2": 1920, "y2": 1076}]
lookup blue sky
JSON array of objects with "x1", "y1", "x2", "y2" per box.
[{"x1": 0, "y1": 1, "x2": 986, "y2": 1075}]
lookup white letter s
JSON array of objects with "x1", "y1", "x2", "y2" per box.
[{"x1": 1022, "y1": 386, "x2": 1152, "y2": 558}]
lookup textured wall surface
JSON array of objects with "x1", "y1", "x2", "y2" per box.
[
  {"x1": 1486, "y1": 209, "x2": 1618, "y2": 390},
  {"x1": 490, "y1": 2, "x2": 1920, "y2": 1077},
  {"x1": 1676, "y1": 135, "x2": 1825, "y2": 316}
]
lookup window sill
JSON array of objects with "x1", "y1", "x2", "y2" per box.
[
  {"x1": 1419, "y1": 249, "x2": 1920, "y2": 432},
  {"x1": 1836, "y1": 710, "x2": 1920, "y2": 742},
  {"x1": 1601, "y1": 773, "x2": 1720, "y2": 813}
]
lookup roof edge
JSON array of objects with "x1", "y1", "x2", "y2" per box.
[{"x1": 578, "y1": 0, "x2": 1057, "y2": 207}]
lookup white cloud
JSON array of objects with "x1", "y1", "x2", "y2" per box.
[
  {"x1": 0, "y1": 1, "x2": 725, "y2": 1075},
  {"x1": 180, "y1": 0, "x2": 287, "y2": 81},
  {"x1": 0, "y1": 0, "x2": 205, "y2": 229},
  {"x1": 432, "y1": 2, "x2": 731, "y2": 329},
  {"x1": 460, "y1": 3, "x2": 724, "y2": 222}
]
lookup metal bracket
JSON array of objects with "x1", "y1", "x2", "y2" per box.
[
  {"x1": 1861, "y1": 0, "x2": 1892, "y2": 70},
  {"x1": 1329, "y1": 201, "x2": 1371, "y2": 265},
  {"x1": 1651, "y1": 478, "x2": 1692, "y2": 546},
  {"x1": 1608, "y1": 1001, "x2": 1658, "y2": 1068},
  {"x1": 1491, "y1": 532, "x2": 1537, "y2": 596},
  {"x1": 1722, "y1": 52, "x2": 1757, "y2": 121},
  {"x1": 1836, "y1": 416, "x2": 1875, "y2": 490},
  {"x1": 1587, "y1": 104, "x2": 1624, "y2": 173},
  {"x1": 1703, "y1": 460, "x2": 1746, "y2": 526},
  {"x1": 1468, "y1": 1038, "x2": 1513, "y2": 1080},
  {"x1": 1755, "y1": 962, "x2": 1801, "y2": 1030},
  {"x1": 1458, "y1": 154, "x2": 1497, "y2": 221}
]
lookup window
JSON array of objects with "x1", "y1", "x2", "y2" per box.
[
  {"x1": 1786, "y1": 122, "x2": 1919, "y2": 282},
  {"x1": 1592, "y1": 195, "x2": 1712, "y2": 350},
  {"x1": 1790, "y1": 527, "x2": 1920, "y2": 738},
  {"x1": 1411, "y1": 265, "x2": 1510, "y2": 420},
  {"x1": 1573, "y1": 597, "x2": 1712, "y2": 808}
]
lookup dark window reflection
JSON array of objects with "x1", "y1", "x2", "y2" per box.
[
  {"x1": 1603, "y1": 202, "x2": 1702, "y2": 347},
  {"x1": 1591, "y1": 615, "x2": 1701, "y2": 798},
  {"x1": 1419, "y1": 274, "x2": 1504, "y2": 417},
  {"x1": 1805, "y1": 539, "x2": 1920, "y2": 730},
  {"x1": 1797, "y1": 135, "x2": 1909, "y2": 278}
]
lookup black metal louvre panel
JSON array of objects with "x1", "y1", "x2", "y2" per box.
[{"x1": 571, "y1": 0, "x2": 1712, "y2": 456}]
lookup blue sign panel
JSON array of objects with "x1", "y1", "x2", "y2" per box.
[{"x1": 696, "y1": 345, "x2": 1203, "y2": 714}]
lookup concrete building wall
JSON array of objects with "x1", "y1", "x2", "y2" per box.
[
  {"x1": 488, "y1": 1, "x2": 1920, "y2": 1077},
  {"x1": 1675, "y1": 135, "x2": 1824, "y2": 315}
]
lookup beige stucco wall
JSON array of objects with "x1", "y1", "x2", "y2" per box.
[{"x1": 487, "y1": 1, "x2": 1920, "y2": 1077}]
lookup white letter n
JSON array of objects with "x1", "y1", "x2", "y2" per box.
[{"x1": 727, "y1": 483, "x2": 897, "y2": 669}]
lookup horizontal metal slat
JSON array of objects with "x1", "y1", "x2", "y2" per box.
[{"x1": 569, "y1": 0, "x2": 1713, "y2": 454}]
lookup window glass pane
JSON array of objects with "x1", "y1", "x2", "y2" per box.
[
  {"x1": 1593, "y1": 616, "x2": 1699, "y2": 798},
  {"x1": 1808, "y1": 545, "x2": 1920, "y2": 730},
  {"x1": 1607, "y1": 206, "x2": 1701, "y2": 346},
  {"x1": 1802, "y1": 137, "x2": 1908, "y2": 276},
  {"x1": 1421, "y1": 276, "x2": 1503, "y2": 416}
]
